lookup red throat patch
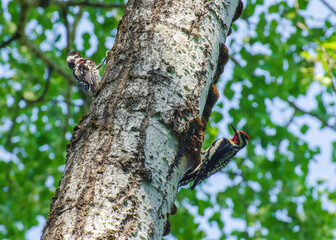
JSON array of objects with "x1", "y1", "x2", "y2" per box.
[
  {"x1": 231, "y1": 134, "x2": 239, "y2": 144},
  {"x1": 231, "y1": 131, "x2": 249, "y2": 145}
]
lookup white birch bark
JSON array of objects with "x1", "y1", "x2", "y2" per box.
[{"x1": 41, "y1": 0, "x2": 240, "y2": 239}]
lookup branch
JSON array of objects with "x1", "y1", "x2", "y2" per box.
[
  {"x1": 17, "y1": 0, "x2": 29, "y2": 35},
  {"x1": 288, "y1": 100, "x2": 336, "y2": 131},
  {"x1": 25, "y1": 68, "x2": 52, "y2": 105},
  {"x1": 49, "y1": 0, "x2": 125, "y2": 8},
  {"x1": 20, "y1": 35, "x2": 75, "y2": 84},
  {"x1": 320, "y1": 46, "x2": 336, "y2": 94},
  {"x1": 1, "y1": 0, "x2": 74, "y2": 85},
  {"x1": 60, "y1": 7, "x2": 71, "y2": 53},
  {"x1": 6, "y1": 69, "x2": 52, "y2": 146},
  {"x1": 320, "y1": 0, "x2": 336, "y2": 15},
  {"x1": 0, "y1": 34, "x2": 19, "y2": 49},
  {"x1": 71, "y1": 8, "x2": 84, "y2": 45},
  {"x1": 31, "y1": 0, "x2": 125, "y2": 9},
  {"x1": 1, "y1": 0, "x2": 28, "y2": 48},
  {"x1": 229, "y1": 54, "x2": 241, "y2": 67},
  {"x1": 5, "y1": 101, "x2": 21, "y2": 147},
  {"x1": 285, "y1": 113, "x2": 295, "y2": 128}
]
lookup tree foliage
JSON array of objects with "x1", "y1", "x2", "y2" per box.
[{"x1": 1, "y1": 0, "x2": 335, "y2": 239}]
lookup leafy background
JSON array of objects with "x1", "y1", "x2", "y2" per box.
[{"x1": 0, "y1": 0, "x2": 335, "y2": 239}]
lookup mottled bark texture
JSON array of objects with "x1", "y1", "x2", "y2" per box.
[{"x1": 42, "y1": 0, "x2": 241, "y2": 239}]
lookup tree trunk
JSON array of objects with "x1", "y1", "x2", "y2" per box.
[{"x1": 41, "y1": 0, "x2": 241, "y2": 239}]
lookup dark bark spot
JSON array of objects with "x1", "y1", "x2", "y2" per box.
[
  {"x1": 233, "y1": 0, "x2": 244, "y2": 22},
  {"x1": 201, "y1": 83, "x2": 219, "y2": 131},
  {"x1": 162, "y1": 220, "x2": 171, "y2": 236}
]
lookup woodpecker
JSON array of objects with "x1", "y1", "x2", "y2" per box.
[
  {"x1": 66, "y1": 50, "x2": 107, "y2": 96},
  {"x1": 179, "y1": 124, "x2": 249, "y2": 191}
]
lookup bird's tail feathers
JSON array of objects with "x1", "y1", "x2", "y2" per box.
[
  {"x1": 178, "y1": 170, "x2": 197, "y2": 188},
  {"x1": 189, "y1": 179, "x2": 199, "y2": 191}
]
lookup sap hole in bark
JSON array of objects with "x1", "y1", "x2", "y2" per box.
[
  {"x1": 167, "y1": 66, "x2": 175, "y2": 74},
  {"x1": 209, "y1": 62, "x2": 214, "y2": 70},
  {"x1": 183, "y1": 85, "x2": 191, "y2": 92},
  {"x1": 130, "y1": 126, "x2": 140, "y2": 132},
  {"x1": 183, "y1": 69, "x2": 190, "y2": 76}
]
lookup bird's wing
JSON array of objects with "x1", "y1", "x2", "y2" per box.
[
  {"x1": 75, "y1": 60, "x2": 98, "y2": 95},
  {"x1": 195, "y1": 139, "x2": 238, "y2": 183}
]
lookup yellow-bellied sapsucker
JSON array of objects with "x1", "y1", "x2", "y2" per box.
[
  {"x1": 66, "y1": 50, "x2": 107, "y2": 96},
  {"x1": 179, "y1": 124, "x2": 249, "y2": 191}
]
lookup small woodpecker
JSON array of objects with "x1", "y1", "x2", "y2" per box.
[
  {"x1": 179, "y1": 124, "x2": 249, "y2": 191},
  {"x1": 66, "y1": 50, "x2": 107, "y2": 96}
]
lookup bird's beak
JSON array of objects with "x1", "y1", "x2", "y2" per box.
[{"x1": 231, "y1": 124, "x2": 238, "y2": 136}]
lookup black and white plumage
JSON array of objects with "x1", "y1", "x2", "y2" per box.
[
  {"x1": 179, "y1": 124, "x2": 249, "y2": 191},
  {"x1": 66, "y1": 51, "x2": 106, "y2": 96}
]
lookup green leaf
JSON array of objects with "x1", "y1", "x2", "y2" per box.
[
  {"x1": 83, "y1": 32, "x2": 91, "y2": 50},
  {"x1": 332, "y1": 142, "x2": 336, "y2": 162},
  {"x1": 211, "y1": 111, "x2": 223, "y2": 123},
  {"x1": 300, "y1": 124, "x2": 309, "y2": 134},
  {"x1": 209, "y1": 211, "x2": 224, "y2": 229}
]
